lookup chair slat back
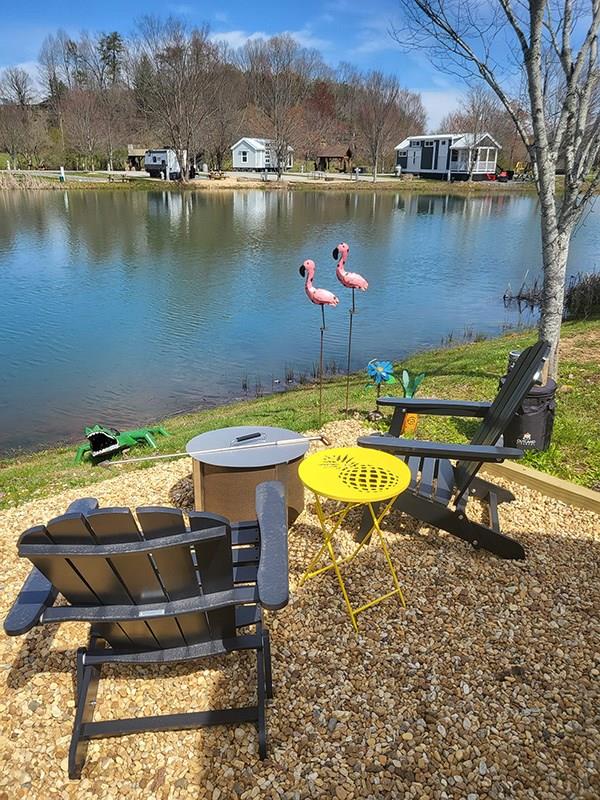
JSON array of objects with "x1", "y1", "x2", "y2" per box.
[
  {"x1": 86, "y1": 508, "x2": 189, "y2": 648},
  {"x1": 455, "y1": 340, "x2": 550, "y2": 492},
  {"x1": 189, "y1": 512, "x2": 236, "y2": 640},
  {"x1": 19, "y1": 505, "x2": 238, "y2": 651},
  {"x1": 136, "y1": 507, "x2": 213, "y2": 644}
]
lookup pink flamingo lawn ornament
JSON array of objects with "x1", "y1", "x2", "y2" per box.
[
  {"x1": 333, "y1": 242, "x2": 368, "y2": 413},
  {"x1": 299, "y1": 259, "x2": 339, "y2": 425}
]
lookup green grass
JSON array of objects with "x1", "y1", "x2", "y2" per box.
[{"x1": 1, "y1": 320, "x2": 598, "y2": 510}]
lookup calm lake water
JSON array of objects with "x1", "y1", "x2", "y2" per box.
[{"x1": 1, "y1": 189, "x2": 598, "y2": 453}]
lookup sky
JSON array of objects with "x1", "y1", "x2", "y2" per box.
[{"x1": 0, "y1": 0, "x2": 465, "y2": 130}]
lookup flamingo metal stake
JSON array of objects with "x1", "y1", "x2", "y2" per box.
[
  {"x1": 299, "y1": 259, "x2": 339, "y2": 426},
  {"x1": 333, "y1": 242, "x2": 368, "y2": 413}
]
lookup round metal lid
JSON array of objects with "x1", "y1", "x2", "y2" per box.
[{"x1": 186, "y1": 425, "x2": 309, "y2": 468}]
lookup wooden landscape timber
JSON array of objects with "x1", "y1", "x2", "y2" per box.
[{"x1": 483, "y1": 460, "x2": 600, "y2": 515}]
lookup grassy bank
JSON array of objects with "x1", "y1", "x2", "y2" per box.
[
  {"x1": 0, "y1": 170, "x2": 543, "y2": 195},
  {"x1": 1, "y1": 319, "x2": 597, "y2": 510}
]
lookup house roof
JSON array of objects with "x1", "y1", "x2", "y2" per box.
[
  {"x1": 231, "y1": 137, "x2": 270, "y2": 151},
  {"x1": 317, "y1": 146, "x2": 352, "y2": 158},
  {"x1": 395, "y1": 132, "x2": 501, "y2": 150},
  {"x1": 230, "y1": 137, "x2": 294, "y2": 152}
]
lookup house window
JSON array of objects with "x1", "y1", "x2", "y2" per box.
[
  {"x1": 440, "y1": 140, "x2": 445, "y2": 145},
  {"x1": 265, "y1": 152, "x2": 271, "y2": 164},
  {"x1": 409, "y1": 140, "x2": 421, "y2": 147},
  {"x1": 241, "y1": 151, "x2": 248, "y2": 163},
  {"x1": 451, "y1": 151, "x2": 458, "y2": 162},
  {"x1": 424, "y1": 140, "x2": 434, "y2": 147},
  {"x1": 152, "y1": 156, "x2": 157, "y2": 163}
]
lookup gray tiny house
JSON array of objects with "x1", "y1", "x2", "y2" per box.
[
  {"x1": 395, "y1": 133, "x2": 501, "y2": 181},
  {"x1": 231, "y1": 138, "x2": 293, "y2": 171}
]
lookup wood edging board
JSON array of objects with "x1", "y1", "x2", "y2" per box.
[{"x1": 482, "y1": 461, "x2": 600, "y2": 515}]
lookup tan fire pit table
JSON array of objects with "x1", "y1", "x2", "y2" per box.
[{"x1": 186, "y1": 425, "x2": 310, "y2": 523}]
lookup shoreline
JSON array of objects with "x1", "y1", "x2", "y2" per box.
[
  {"x1": 1, "y1": 319, "x2": 598, "y2": 510},
  {"x1": 0, "y1": 170, "x2": 543, "y2": 195}
]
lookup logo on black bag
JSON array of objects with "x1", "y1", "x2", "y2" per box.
[{"x1": 516, "y1": 432, "x2": 536, "y2": 448}]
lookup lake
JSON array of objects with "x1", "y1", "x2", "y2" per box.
[{"x1": 1, "y1": 189, "x2": 598, "y2": 453}]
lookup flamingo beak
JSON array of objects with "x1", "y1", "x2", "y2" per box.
[
  {"x1": 332, "y1": 247, "x2": 339, "y2": 260},
  {"x1": 299, "y1": 264, "x2": 306, "y2": 277}
]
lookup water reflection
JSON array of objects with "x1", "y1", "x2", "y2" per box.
[{"x1": 0, "y1": 190, "x2": 598, "y2": 452}]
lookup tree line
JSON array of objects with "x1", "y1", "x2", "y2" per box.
[{"x1": 0, "y1": 18, "x2": 432, "y2": 180}]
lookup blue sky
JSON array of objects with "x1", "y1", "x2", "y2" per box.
[{"x1": 0, "y1": 0, "x2": 464, "y2": 128}]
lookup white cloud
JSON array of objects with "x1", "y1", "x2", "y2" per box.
[
  {"x1": 209, "y1": 27, "x2": 331, "y2": 52},
  {"x1": 167, "y1": 3, "x2": 194, "y2": 14},
  {"x1": 209, "y1": 29, "x2": 269, "y2": 49},
  {"x1": 418, "y1": 89, "x2": 464, "y2": 131}
]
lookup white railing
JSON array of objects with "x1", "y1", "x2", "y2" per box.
[{"x1": 473, "y1": 160, "x2": 496, "y2": 173}]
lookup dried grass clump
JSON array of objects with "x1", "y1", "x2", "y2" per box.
[
  {"x1": 0, "y1": 172, "x2": 60, "y2": 190},
  {"x1": 564, "y1": 271, "x2": 600, "y2": 319}
]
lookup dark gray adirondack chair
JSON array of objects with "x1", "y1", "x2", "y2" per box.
[
  {"x1": 4, "y1": 481, "x2": 288, "y2": 778},
  {"x1": 357, "y1": 341, "x2": 551, "y2": 560}
]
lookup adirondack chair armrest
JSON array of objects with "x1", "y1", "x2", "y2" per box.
[
  {"x1": 255, "y1": 481, "x2": 289, "y2": 611},
  {"x1": 4, "y1": 567, "x2": 58, "y2": 636},
  {"x1": 358, "y1": 434, "x2": 523, "y2": 462},
  {"x1": 377, "y1": 397, "x2": 493, "y2": 417},
  {"x1": 66, "y1": 497, "x2": 99, "y2": 514}
]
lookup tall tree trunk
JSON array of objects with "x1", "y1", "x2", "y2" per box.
[{"x1": 538, "y1": 217, "x2": 571, "y2": 378}]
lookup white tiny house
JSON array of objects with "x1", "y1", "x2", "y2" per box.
[
  {"x1": 395, "y1": 133, "x2": 501, "y2": 180},
  {"x1": 231, "y1": 138, "x2": 293, "y2": 171}
]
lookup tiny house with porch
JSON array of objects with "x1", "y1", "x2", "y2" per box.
[
  {"x1": 395, "y1": 133, "x2": 501, "y2": 180},
  {"x1": 231, "y1": 138, "x2": 294, "y2": 171}
]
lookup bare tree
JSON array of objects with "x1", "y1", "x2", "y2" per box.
[
  {"x1": 0, "y1": 67, "x2": 47, "y2": 168},
  {"x1": 334, "y1": 63, "x2": 362, "y2": 156},
  {"x1": 242, "y1": 35, "x2": 321, "y2": 179},
  {"x1": 439, "y1": 88, "x2": 529, "y2": 169},
  {"x1": 393, "y1": 0, "x2": 600, "y2": 377},
  {"x1": 133, "y1": 16, "x2": 221, "y2": 180},
  {"x1": 203, "y1": 48, "x2": 244, "y2": 170},
  {"x1": 63, "y1": 88, "x2": 104, "y2": 170},
  {"x1": 0, "y1": 67, "x2": 36, "y2": 106},
  {"x1": 355, "y1": 71, "x2": 401, "y2": 181}
]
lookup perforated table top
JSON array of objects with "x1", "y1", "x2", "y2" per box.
[{"x1": 298, "y1": 446, "x2": 411, "y2": 504}]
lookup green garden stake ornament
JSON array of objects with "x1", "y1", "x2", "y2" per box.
[
  {"x1": 400, "y1": 369, "x2": 426, "y2": 435},
  {"x1": 74, "y1": 424, "x2": 169, "y2": 464}
]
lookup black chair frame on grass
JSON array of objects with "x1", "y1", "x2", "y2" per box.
[
  {"x1": 4, "y1": 481, "x2": 289, "y2": 778},
  {"x1": 357, "y1": 341, "x2": 551, "y2": 560}
]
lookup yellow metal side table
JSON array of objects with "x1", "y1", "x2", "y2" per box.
[{"x1": 298, "y1": 446, "x2": 411, "y2": 631}]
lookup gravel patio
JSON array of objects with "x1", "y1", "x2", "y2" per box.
[{"x1": 0, "y1": 419, "x2": 598, "y2": 800}]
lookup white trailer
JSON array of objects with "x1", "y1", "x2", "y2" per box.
[{"x1": 144, "y1": 149, "x2": 185, "y2": 180}]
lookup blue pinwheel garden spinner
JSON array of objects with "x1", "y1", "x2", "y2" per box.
[{"x1": 366, "y1": 359, "x2": 397, "y2": 398}]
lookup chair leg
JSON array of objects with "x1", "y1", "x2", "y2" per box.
[
  {"x1": 68, "y1": 657, "x2": 102, "y2": 779},
  {"x1": 263, "y1": 630, "x2": 273, "y2": 700},
  {"x1": 469, "y1": 476, "x2": 515, "y2": 505},
  {"x1": 74, "y1": 647, "x2": 85, "y2": 707},
  {"x1": 256, "y1": 644, "x2": 267, "y2": 759},
  {"x1": 397, "y1": 492, "x2": 525, "y2": 560}
]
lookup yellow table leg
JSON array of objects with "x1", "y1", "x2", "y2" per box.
[{"x1": 300, "y1": 492, "x2": 406, "y2": 630}]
